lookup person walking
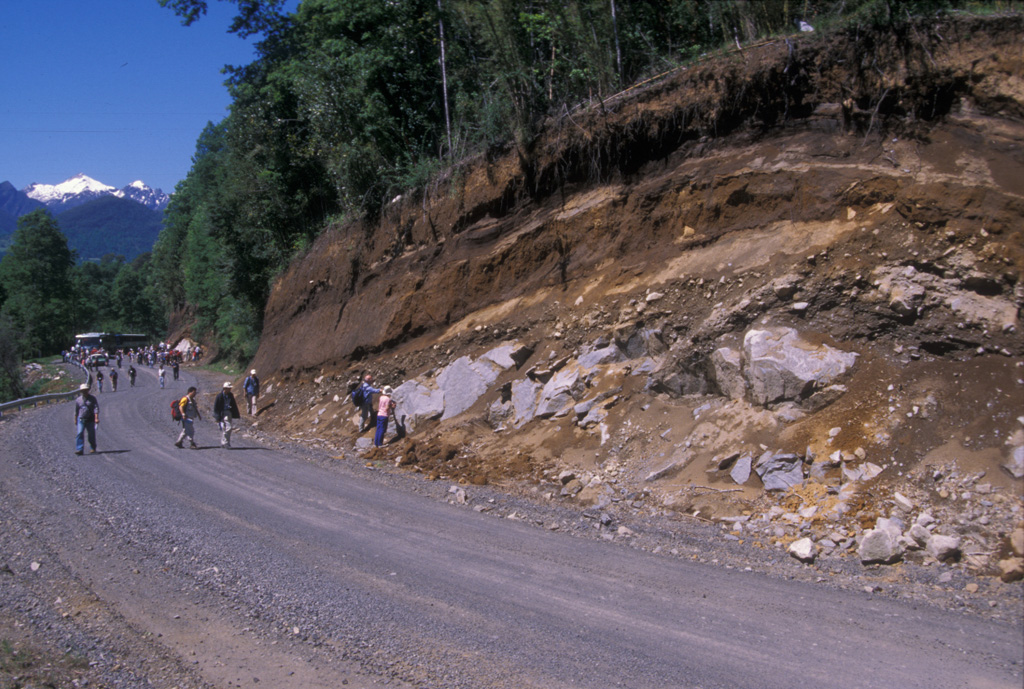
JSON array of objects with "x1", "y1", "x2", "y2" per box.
[
  {"x1": 158, "y1": 365, "x2": 166, "y2": 389},
  {"x1": 96, "y1": 369, "x2": 104, "y2": 393},
  {"x1": 243, "y1": 369, "x2": 260, "y2": 416},
  {"x1": 213, "y1": 382, "x2": 241, "y2": 448},
  {"x1": 353, "y1": 374, "x2": 380, "y2": 432},
  {"x1": 374, "y1": 385, "x2": 397, "y2": 447},
  {"x1": 174, "y1": 386, "x2": 201, "y2": 449},
  {"x1": 109, "y1": 368, "x2": 118, "y2": 392},
  {"x1": 128, "y1": 365, "x2": 137, "y2": 387},
  {"x1": 172, "y1": 360, "x2": 179, "y2": 381},
  {"x1": 74, "y1": 382, "x2": 100, "y2": 455}
]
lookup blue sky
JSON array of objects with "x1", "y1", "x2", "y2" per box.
[{"x1": 1, "y1": 0, "x2": 296, "y2": 194}]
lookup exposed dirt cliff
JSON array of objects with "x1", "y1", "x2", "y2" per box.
[{"x1": 248, "y1": 15, "x2": 1024, "y2": 581}]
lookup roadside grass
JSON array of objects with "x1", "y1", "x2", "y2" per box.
[
  {"x1": 22, "y1": 357, "x2": 77, "y2": 397},
  {"x1": 0, "y1": 637, "x2": 88, "y2": 688},
  {"x1": 193, "y1": 360, "x2": 243, "y2": 379}
]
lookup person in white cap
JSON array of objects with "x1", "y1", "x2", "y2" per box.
[
  {"x1": 374, "y1": 385, "x2": 397, "y2": 447},
  {"x1": 213, "y1": 381, "x2": 241, "y2": 448},
  {"x1": 73, "y1": 382, "x2": 99, "y2": 455},
  {"x1": 243, "y1": 369, "x2": 260, "y2": 416}
]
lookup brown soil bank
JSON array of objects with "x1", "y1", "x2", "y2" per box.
[{"x1": 249, "y1": 15, "x2": 1023, "y2": 581}]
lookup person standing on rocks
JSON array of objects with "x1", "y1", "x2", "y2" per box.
[
  {"x1": 354, "y1": 374, "x2": 380, "y2": 432},
  {"x1": 174, "y1": 386, "x2": 201, "y2": 449},
  {"x1": 374, "y1": 385, "x2": 397, "y2": 447},
  {"x1": 73, "y1": 382, "x2": 99, "y2": 455},
  {"x1": 243, "y1": 369, "x2": 260, "y2": 416},
  {"x1": 213, "y1": 381, "x2": 241, "y2": 448}
]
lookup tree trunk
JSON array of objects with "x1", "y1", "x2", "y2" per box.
[{"x1": 437, "y1": 0, "x2": 453, "y2": 158}]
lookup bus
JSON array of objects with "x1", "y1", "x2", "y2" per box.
[{"x1": 74, "y1": 333, "x2": 150, "y2": 352}]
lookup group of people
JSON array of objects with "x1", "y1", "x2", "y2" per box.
[
  {"x1": 173, "y1": 370, "x2": 258, "y2": 450},
  {"x1": 352, "y1": 374, "x2": 398, "y2": 447},
  {"x1": 75, "y1": 366, "x2": 402, "y2": 455},
  {"x1": 73, "y1": 366, "x2": 261, "y2": 454}
]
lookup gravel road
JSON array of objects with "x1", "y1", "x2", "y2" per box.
[{"x1": 1, "y1": 364, "x2": 1021, "y2": 688}]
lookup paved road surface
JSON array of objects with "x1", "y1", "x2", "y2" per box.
[{"x1": 1, "y1": 364, "x2": 1020, "y2": 688}]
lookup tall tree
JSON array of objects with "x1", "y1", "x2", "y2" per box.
[{"x1": 0, "y1": 210, "x2": 75, "y2": 356}]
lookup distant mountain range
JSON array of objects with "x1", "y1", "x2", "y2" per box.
[{"x1": 0, "y1": 174, "x2": 170, "y2": 261}]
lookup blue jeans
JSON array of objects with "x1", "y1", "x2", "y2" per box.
[
  {"x1": 374, "y1": 416, "x2": 389, "y2": 447},
  {"x1": 177, "y1": 418, "x2": 195, "y2": 446},
  {"x1": 76, "y1": 419, "x2": 96, "y2": 453}
]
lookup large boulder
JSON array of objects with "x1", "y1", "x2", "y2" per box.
[
  {"x1": 536, "y1": 366, "x2": 580, "y2": 419},
  {"x1": 392, "y1": 380, "x2": 445, "y2": 433},
  {"x1": 743, "y1": 327, "x2": 857, "y2": 406},
  {"x1": 754, "y1": 451, "x2": 805, "y2": 491},
  {"x1": 436, "y1": 343, "x2": 522, "y2": 421},
  {"x1": 858, "y1": 518, "x2": 905, "y2": 565},
  {"x1": 578, "y1": 344, "x2": 627, "y2": 371},
  {"x1": 710, "y1": 347, "x2": 746, "y2": 400},
  {"x1": 437, "y1": 356, "x2": 496, "y2": 420},
  {"x1": 510, "y1": 378, "x2": 543, "y2": 427}
]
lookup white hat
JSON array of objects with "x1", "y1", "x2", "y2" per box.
[
  {"x1": 79, "y1": 383, "x2": 90, "y2": 391},
  {"x1": 251, "y1": 369, "x2": 256, "y2": 375},
  {"x1": 383, "y1": 385, "x2": 393, "y2": 395},
  {"x1": 223, "y1": 381, "x2": 233, "y2": 388}
]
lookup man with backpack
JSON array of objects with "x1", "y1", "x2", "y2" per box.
[
  {"x1": 174, "y1": 386, "x2": 201, "y2": 449},
  {"x1": 213, "y1": 381, "x2": 241, "y2": 448},
  {"x1": 243, "y1": 369, "x2": 260, "y2": 416},
  {"x1": 352, "y1": 374, "x2": 380, "y2": 432}
]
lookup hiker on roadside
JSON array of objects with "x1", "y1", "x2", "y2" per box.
[
  {"x1": 213, "y1": 381, "x2": 241, "y2": 448},
  {"x1": 158, "y1": 364, "x2": 166, "y2": 389},
  {"x1": 353, "y1": 374, "x2": 380, "y2": 432},
  {"x1": 374, "y1": 385, "x2": 397, "y2": 447},
  {"x1": 172, "y1": 359, "x2": 179, "y2": 381},
  {"x1": 243, "y1": 369, "x2": 260, "y2": 416},
  {"x1": 73, "y1": 382, "x2": 100, "y2": 455},
  {"x1": 109, "y1": 368, "x2": 118, "y2": 392},
  {"x1": 128, "y1": 365, "x2": 137, "y2": 387},
  {"x1": 96, "y1": 369, "x2": 104, "y2": 393},
  {"x1": 174, "y1": 386, "x2": 201, "y2": 449}
]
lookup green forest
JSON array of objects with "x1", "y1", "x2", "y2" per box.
[{"x1": 0, "y1": 0, "x2": 1007, "y2": 399}]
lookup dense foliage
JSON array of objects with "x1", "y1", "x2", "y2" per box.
[
  {"x1": 0, "y1": 209, "x2": 164, "y2": 395},
  {"x1": 155, "y1": 0, "x2": 990, "y2": 361}
]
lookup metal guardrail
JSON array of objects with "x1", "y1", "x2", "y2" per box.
[{"x1": 0, "y1": 360, "x2": 91, "y2": 418}]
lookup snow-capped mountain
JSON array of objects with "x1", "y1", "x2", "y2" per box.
[
  {"x1": 24, "y1": 173, "x2": 114, "y2": 211},
  {"x1": 114, "y1": 179, "x2": 170, "y2": 211},
  {"x1": 22, "y1": 173, "x2": 169, "y2": 212}
]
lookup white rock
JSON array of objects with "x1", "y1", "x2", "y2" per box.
[
  {"x1": 789, "y1": 538, "x2": 817, "y2": 563},
  {"x1": 893, "y1": 492, "x2": 914, "y2": 511},
  {"x1": 927, "y1": 534, "x2": 961, "y2": 562}
]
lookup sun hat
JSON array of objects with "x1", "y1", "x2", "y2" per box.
[
  {"x1": 251, "y1": 369, "x2": 256, "y2": 375},
  {"x1": 383, "y1": 385, "x2": 393, "y2": 395},
  {"x1": 223, "y1": 381, "x2": 233, "y2": 388},
  {"x1": 79, "y1": 383, "x2": 90, "y2": 391}
]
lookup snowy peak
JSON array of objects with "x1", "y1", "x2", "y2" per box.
[
  {"x1": 24, "y1": 173, "x2": 114, "y2": 207},
  {"x1": 114, "y1": 180, "x2": 170, "y2": 211},
  {"x1": 21, "y1": 174, "x2": 168, "y2": 212}
]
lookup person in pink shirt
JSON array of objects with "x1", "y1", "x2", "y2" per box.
[{"x1": 374, "y1": 386, "x2": 397, "y2": 447}]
